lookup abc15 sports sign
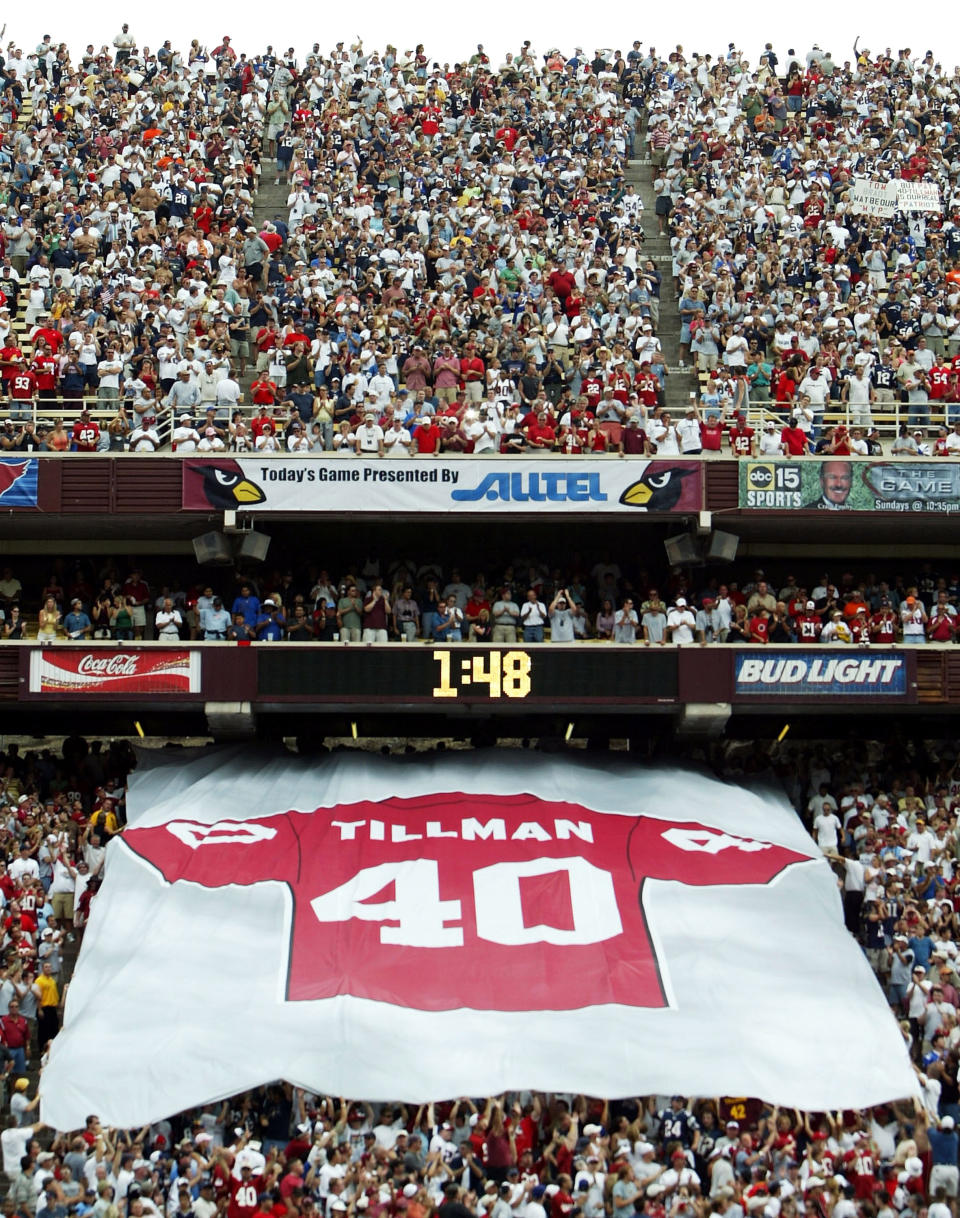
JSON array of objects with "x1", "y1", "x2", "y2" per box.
[{"x1": 741, "y1": 462, "x2": 804, "y2": 508}]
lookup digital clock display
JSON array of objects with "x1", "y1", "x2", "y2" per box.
[
  {"x1": 432, "y1": 650, "x2": 533, "y2": 699},
  {"x1": 258, "y1": 646, "x2": 678, "y2": 708}
]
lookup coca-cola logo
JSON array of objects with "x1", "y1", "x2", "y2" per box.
[{"x1": 77, "y1": 654, "x2": 141, "y2": 677}]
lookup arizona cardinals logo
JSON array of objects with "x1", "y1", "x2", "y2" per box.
[
  {"x1": 0, "y1": 458, "x2": 36, "y2": 506},
  {"x1": 619, "y1": 467, "x2": 694, "y2": 510},
  {"x1": 0, "y1": 459, "x2": 30, "y2": 499},
  {"x1": 189, "y1": 462, "x2": 266, "y2": 510}
]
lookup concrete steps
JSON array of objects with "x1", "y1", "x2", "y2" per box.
[
  {"x1": 625, "y1": 140, "x2": 692, "y2": 410},
  {"x1": 240, "y1": 176, "x2": 293, "y2": 398}
]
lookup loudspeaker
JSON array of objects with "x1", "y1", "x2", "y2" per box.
[
  {"x1": 236, "y1": 531, "x2": 271, "y2": 563},
  {"x1": 705, "y1": 529, "x2": 739, "y2": 563},
  {"x1": 192, "y1": 531, "x2": 233, "y2": 565},
  {"x1": 664, "y1": 533, "x2": 701, "y2": 566}
]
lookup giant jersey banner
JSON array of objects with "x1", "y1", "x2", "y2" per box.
[
  {"x1": 182, "y1": 458, "x2": 702, "y2": 514},
  {"x1": 40, "y1": 750, "x2": 915, "y2": 1127}
]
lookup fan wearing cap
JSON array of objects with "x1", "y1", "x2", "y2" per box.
[
  {"x1": 865, "y1": 597, "x2": 898, "y2": 646},
  {"x1": 0, "y1": 334, "x2": 24, "y2": 389},
  {"x1": 900, "y1": 594, "x2": 929, "y2": 644},
  {"x1": 794, "y1": 600, "x2": 823, "y2": 643},
  {"x1": 255, "y1": 421, "x2": 283, "y2": 453},
  {"x1": 666, "y1": 597, "x2": 698, "y2": 645},
  {"x1": 172, "y1": 413, "x2": 201, "y2": 453},
  {"x1": 928, "y1": 1114, "x2": 960, "y2": 1196},
  {"x1": 71, "y1": 407, "x2": 101, "y2": 453},
  {"x1": 727, "y1": 412, "x2": 755, "y2": 458},
  {"x1": 201, "y1": 596, "x2": 231, "y2": 641},
  {"x1": 655, "y1": 1097, "x2": 700, "y2": 1156},
  {"x1": 227, "y1": 1158, "x2": 279, "y2": 1218},
  {"x1": 755, "y1": 417, "x2": 782, "y2": 456},
  {"x1": 61, "y1": 597, "x2": 92, "y2": 640},
  {"x1": 255, "y1": 598, "x2": 287, "y2": 642}
]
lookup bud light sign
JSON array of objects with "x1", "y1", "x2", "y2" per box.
[{"x1": 735, "y1": 652, "x2": 907, "y2": 697}]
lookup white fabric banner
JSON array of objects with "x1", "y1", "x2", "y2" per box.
[
  {"x1": 850, "y1": 177, "x2": 942, "y2": 216},
  {"x1": 182, "y1": 457, "x2": 702, "y2": 514},
  {"x1": 41, "y1": 750, "x2": 916, "y2": 1128},
  {"x1": 849, "y1": 178, "x2": 898, "y2": 218},
  {"x1": 896, "y1": 179, "x2": 942, "y2": 213}
]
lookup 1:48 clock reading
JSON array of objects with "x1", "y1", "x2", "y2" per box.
[{"x1": 432, "y1": 650, "x2": 532, "y2": 699}]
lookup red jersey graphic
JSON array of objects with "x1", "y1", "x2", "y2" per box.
[{"x1": 123, "y1": 794, "x2": 810, "y2": 1012}]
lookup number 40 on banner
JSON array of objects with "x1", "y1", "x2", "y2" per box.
[{"x1": 310, "y1": 857, "x2": 623, "y2": 947}]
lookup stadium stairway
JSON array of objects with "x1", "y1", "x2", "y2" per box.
[
  {"x1": 625, "y1": 147, "x2": 694, "y2": 413},
  {"x1": 239, "y1": 177, "x2": 292, "y2": 399},
  {"x1": 244, "y1": 155, "x2": 695, "y2": 413},
  {"x1": 11, "y1": 95, "x2": 35, "y2": 369}
]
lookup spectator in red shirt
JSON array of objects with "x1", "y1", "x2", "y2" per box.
[
  {"x1": 700, "y1": 414, "x2": 725, "y2": 452},
  {"x1": 30, "y1": 345, "x2": 58, "y2": 398},
  {"x1": 619, "y1": 417, "x2": 649, "y2": 455},
  {"x1": 525, "y1": 410, "x2": 557, "y2": 450},
  {"x1": 464, "y1": 588, "x2": 491, "y2": 634},
  {"x1": 781, "y1": 417, "x2": 809, "y2": 456},
  {"x1": 30, "y1": 319, "x2": 63, "y2": 354},
  {"x1": 251, "y1": 377, "x2": 278, "y2": 406},
  {"x1": 728, "y1": 415, "x2": 755, "y2": 457},
  {"x1": 870, "y1": 602, "x2": 899, "y2": 644},
  {"x1": 71, "y1": 408, "x2": 101, "y2": 453},
  {"x1": 749, "y1": 612, "x2": 770, "y2": 644},
  {"x1": 414, "y1": 417, "x2": 443, "y2": 455},
  {"x1": 0, "y1": 338, "x2": 23, "y2": 388},
  {"x1": 460, "y1": 345, "x2": 485, "y2": 402}
]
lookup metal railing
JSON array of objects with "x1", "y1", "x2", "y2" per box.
[{"x1": 0, "y1": 399, "x2": 952, "y2": 458}]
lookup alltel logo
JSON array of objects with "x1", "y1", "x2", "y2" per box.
[{"x1": 77, "y1": 654, "x2": 141, "y2": 677}]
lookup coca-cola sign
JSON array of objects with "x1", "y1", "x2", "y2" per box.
[
  {"x1": 29, "y1": 649, "x2": 201, "y2": 695},
  {"x1": 77, "y1": 654, "x2": 142, "y2": 678}
]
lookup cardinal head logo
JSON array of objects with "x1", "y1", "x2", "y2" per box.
[
  {"x1": 192, "y1": 462, "x2": 266, "y2": 510},
  {"x1": 619, "y1": 466, "x2": 694, "y2": 511}
]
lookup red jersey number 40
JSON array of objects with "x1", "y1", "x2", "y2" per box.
[{"x1": 123, "y1": 794, "x2": 811, "y2": 1012}]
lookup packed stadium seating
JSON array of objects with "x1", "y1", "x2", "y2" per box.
[{"x1": 1, "y1": 22, "x2": 959, "y2": 1212}]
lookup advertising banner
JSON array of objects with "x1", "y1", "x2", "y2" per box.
[
  {"x1": 739, "y1": 460, "x2": 960, "y2": 513},
  {"x1": 41, "y1": 750, "x2": 915, "y2": 1128},
  {"x1": 735, "y1": 652, "x2": 907, "y2": 697},
  {"x1": 183, "y1": 458, "x2": 702, "y2": 514},
  {"x1": 0, "y1": 457, "x2": 38, "y2": 507},
  {"x1": 28, "y1": 649, "x2": 201, "y2": 695}
]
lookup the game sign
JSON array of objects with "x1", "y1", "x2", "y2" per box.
[{"x1": 740, "y1": 460, "x2": 960, "y2": 513}]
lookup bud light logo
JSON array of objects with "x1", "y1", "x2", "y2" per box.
[{"x1": 735, "y1": 652, "x2": 906, "y2": 696}]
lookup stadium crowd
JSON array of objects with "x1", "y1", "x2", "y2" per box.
[
  {"x1": 655, "y1": 37, "x2": 960, "y2": 441},
  {"x1": 0, "y1": 19, "x2": 959, "y2": 456},
  {"x1": 0, "y1": 19, "x2": 654, "y2": 457},
  {"x1": 1, "y1": 559, "x2": 960, "y2": 646},
  {"x1": 1, "y1": 735, "x2": 960, "y2": 1218},
  {"x1": 5, "y1": 22, "x2": 960, "y2": 1218}
]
